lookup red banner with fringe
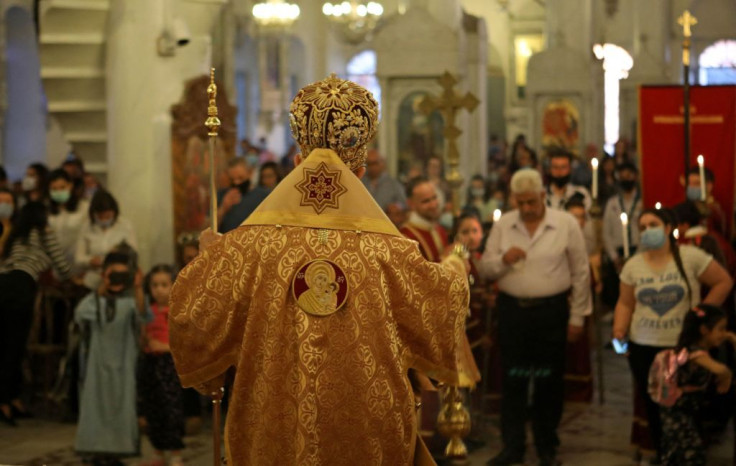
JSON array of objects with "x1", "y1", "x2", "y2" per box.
[{"x1": 639, "y1": 85, "x2": 736, "y2": 237}]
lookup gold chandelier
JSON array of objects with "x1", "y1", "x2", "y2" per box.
[
  {"x1": 252, "y1": 0, "x2": 301, "y2": 28},
  {"x1": 322, "y1": 1, "x2": 384, "y2": 44}
]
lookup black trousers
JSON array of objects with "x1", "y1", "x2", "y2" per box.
[
  {"x1": 496, "y1": 292, "x2": 569, "y2": 457},
  {"x1": 0, "y1": 270, "x2": 37, "y2": 404},
  {"x1": 139, "y1": 352, "x2": 185, "y2": 451},
  {"x1": 628, "y1": 342, "x2": 666, "y2": 456}
]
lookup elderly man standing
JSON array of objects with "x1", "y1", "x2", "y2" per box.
[
  {"x1": 480, "y1": 169, "x2": 591, "y2": 466},
  {"x1": 169, "y1": 75, "x2": 469, "y2": 466},
  {"x1": 362, "y1": 149, "x2": 406, "y2": 211}
]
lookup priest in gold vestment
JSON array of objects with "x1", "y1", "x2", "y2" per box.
[{"x1": 169, "y1": 75, "x2": 470, "y2": 466}]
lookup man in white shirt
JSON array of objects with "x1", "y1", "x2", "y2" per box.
[{"x1": 480, "y1": 169, "x2": 591, "y2": 466}]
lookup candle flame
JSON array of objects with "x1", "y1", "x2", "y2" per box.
[
  {"x1": 620, "y1": 213, "x2": 628, "y2": 225},
  {"x1": 655, "y1": 202, "x2": 662, "y2": 210},
  {"x1": 591, "y1": 158, "x2": 598, "y2": 169},
  {"x1": 697, "y1": 155, "x2": 704, "y2": 165},
  {"x1": 673, "y1": 228, "x2": 680, "y2": 240},
  {"x1": 493, "y1": 209, "x2": 502, "y2": 222}
]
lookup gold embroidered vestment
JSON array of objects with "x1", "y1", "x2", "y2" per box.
[{"x1": 169, "y1": 149, "x2": 469, "y2": 465}]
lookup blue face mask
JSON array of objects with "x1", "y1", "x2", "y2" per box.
[
  {"x1": 686, "y1": 186, "x2": 702, "y2": 201},
  {"x1": 641, "y1": 226, "x2": 667, "y2": 250},
  {"x1": 50, "y1": 189, "x2": 71, "y2": 204},
  {"x1": 0, "y1": 203, "x2": 13, "y2": 219},
  {"x1": 439, "y1": 212, "x2": 454, "y2": 230}
]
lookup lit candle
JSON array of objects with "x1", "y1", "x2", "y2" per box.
[
  {"x1": 697, "y1": 155, "x2": 706, "y2": 201},
  {"x1": 655, "y1": 202, "x2": 662, "y2": 210},
  {"x1": 493, "y1": 209, "x2": 502, "y2": 222},
  {"x1": 620, "y1": 213, "x2": 630, "y2": 259},
  {"x1": 591, "y1": 158, "x2": 599, "y2": 200}
]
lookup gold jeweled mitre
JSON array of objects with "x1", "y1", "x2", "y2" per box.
[{"x1": 289, "y1": 73, "x2": 379, "y2": 171}]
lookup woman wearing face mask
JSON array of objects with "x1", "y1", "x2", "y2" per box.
[
  {"x1": 75, "y1": 190, "x2": 137, "y2": 290},
  {"x1": 0, "y1": 201, "x2": 71, "y2": 425},
  {"x1": 48, "y1": 169, "x2": 89, "y2": 266},
  {"x1": 612, "y1": 208, "x2": 732, "y2": 463},
  {"x1": 464, "y1": 174, "x2": 500, "y2": 226},
  {"x1": 21, "y1": 163, "x2": 50, "y2": 206},
  {"x1": 0, "y1": 188, "x2": 16, "y2": 252}
]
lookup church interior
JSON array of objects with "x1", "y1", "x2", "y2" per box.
[{"x1": 1, "y1": 0, "x2": 736, "y2": 465}]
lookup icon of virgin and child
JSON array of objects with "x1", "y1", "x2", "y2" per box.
[{"x1": 294, "y1": 260, "x2": 345, "y2": 316}]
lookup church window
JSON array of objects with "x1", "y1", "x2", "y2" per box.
[
  {"x1": 698, "y1": 40, "x2": 736, "y2": 85},
  {"x1": 593, "y1": 43, "x2": 633, "y2": 154},
  {"x1": 347, "y1": 49, "x2": 381, "y2": 114},
  {"x1": 513, "y1": 34, "x2": 544, "y2": 100}
]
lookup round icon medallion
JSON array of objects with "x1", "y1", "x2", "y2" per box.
[{"x1": 292, "y1": 259, "x2": 348, "y2": 317}]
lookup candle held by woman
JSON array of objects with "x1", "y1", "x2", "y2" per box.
[
  {"x1": 697, "y1": 155, "x2": 706, "y2": 201},
  {"x1": 591, "y1": 158, "x2": 599, "y2": 200},
  {"x1": 620, "y1": 212, "x2": 630, "y2": 259}
]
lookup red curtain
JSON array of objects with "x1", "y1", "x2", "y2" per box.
[{"x1": 639, "y1": 85, "x2": 736, "y2": 236}]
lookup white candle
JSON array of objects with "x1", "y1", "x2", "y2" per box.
[
  {"x1": 493, "y1": 209, "x2": 502, "y2": 222},
  {"x1": 697, "y1": 155, "x2": 706, "y2": 201},
  {"x1": 655, "y1": 202, "x2": 662, "y2": 210},
  {"x1": 620, "y1": 213, "x2": 630, "y2": 259},
  {"x1": 591, "y1": 158, "x2": 599, "y2": 200}
]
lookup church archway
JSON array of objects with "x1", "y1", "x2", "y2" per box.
[
  {"x1": 698, "y1": 40, "x2": 736, "y2": 85},
  {"x1": 2, "y1": 6, "x2": 47, "y2": 180},
  {"x1": 593, "y1": 43, "x2": 633, "y2": 154}
]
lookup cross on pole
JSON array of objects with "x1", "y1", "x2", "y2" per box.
[
  {"x1": 677, "y1": 10, "x2": 697, "y2": 181},
  {"x1": 419, "y1": 71, "x2": 479, "y2": 216},
  {"x1": 678, "y1": 10, "x2": 697, "y2": 39}
]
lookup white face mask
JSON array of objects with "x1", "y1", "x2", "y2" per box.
[
  {"x1": 0, "y1": 203, "x2": 13, "y2": 219},
  {"x1": 22, "y1": 176, "x2": 37, "y2": 191}
]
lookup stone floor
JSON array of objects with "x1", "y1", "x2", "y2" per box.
[{"x1": 0, "y1": 351, "x2": 733, "y2": 465}]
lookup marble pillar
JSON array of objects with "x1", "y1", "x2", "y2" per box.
[{"x1": 106, "y1": 0, "x2": 224, "y2": 271}]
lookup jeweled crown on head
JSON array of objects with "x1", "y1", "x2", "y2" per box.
[{"x1": 289, "y1": 73, "x2": 379, "y2": 171}]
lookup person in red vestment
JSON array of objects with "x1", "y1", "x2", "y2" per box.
[
  {"x1": 400, "y1": 176, "x2": 451, "y2": 456},
  {"x1": 401, "y1": 176, "x2": 448, "y2": 262}
]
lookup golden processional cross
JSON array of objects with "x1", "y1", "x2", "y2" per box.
[
  {"x1": 419, "y1": 71, "x2": 479, "y2": 216},
  {"x1": 419, "y1": 71, "x2": 479, "y2": 462}
]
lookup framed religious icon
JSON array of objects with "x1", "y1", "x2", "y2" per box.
[
  {"x1": 396, "y1": 91, "x2": 445, "y2": 179},
  {"x1": 292, "y1": 260, "x2": 348, "y2": 317},
  {"x1": 541, "y1": 99, "x2": 580, "y2": 156}
]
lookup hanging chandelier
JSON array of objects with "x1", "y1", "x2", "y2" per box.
[
  {"x1": 322, "y1": 1, "x2": 384, "y2": 44},
  {"x1": 252, "y1": 0, "x2": 301, "y2": 28}
]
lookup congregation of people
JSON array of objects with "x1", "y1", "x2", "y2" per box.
[{"x1": 1, "y1": 131, "x2": 735, "y2": 466}]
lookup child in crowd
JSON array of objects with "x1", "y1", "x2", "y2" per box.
[
  {"x1": 660, "y1": 304, "x2": 735, "y2": 465},
  {"x1": 139, "y1": 264, "x2": 185, "y2": 466},
  {"x1": 75, "y1": 251, "x2": 144, "y2": 465}
]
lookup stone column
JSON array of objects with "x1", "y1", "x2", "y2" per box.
[{"x1": 106, "y1": 0, "x2": 224, "y2": 270}]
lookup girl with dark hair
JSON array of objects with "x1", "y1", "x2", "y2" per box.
[
  {"x1": 660, "y1": 305, "x2": 734, "y2": 465},
  {"x1": 75, "y1": 190, "x2": 137, "y2": 290},
  {"x1": 612, "y1": 207, "x2": 733, "y2": 462},
  {"x1": 0, "y1": 201, "x2": 71, "y2": 425},
  {"x1": 138, "y1": 264, "x2": 185, "y2": 466},
  {"x1": 48, "y1": 169, "x2": 89, "y2": 265}
]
